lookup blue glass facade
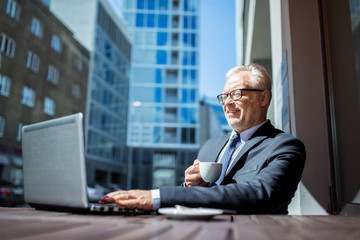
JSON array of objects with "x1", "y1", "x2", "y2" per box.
[
  {"x1": 86, "y1": 4, "x2": 130, "y2": 164},
  {"x1": 122, "y1": 0, "x2": 200, "y2": 188},
  {"x1": 123, "y1": 0, "x2": 200, "y2": 148},
  {"x1": 49, "y1": 0, "x2": 132, "y2": 188}
]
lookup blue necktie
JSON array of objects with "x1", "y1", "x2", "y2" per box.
[{"x1": 216, "y1": 133, "x2": 240, "y2": 185}]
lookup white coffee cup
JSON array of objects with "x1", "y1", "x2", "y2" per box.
[{"x1": 199, "y1": 162, "x2": 222, "y2": 182}]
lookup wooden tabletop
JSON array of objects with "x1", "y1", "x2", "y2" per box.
[{"x1": 1, "y1": 207, "x2": 360, "y2": 240}]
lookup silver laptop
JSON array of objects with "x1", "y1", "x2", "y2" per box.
[{"x1": 22, "y1": 113, "x2": 142, "y2": 214}]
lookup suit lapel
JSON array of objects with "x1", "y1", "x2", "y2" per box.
[{"x1": 226, "y1": 135, "x2": 267, "y2": 173}]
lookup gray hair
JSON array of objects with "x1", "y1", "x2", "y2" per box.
[{"x1": 225, "y1": 63, "x2": 272, "y2": 100}]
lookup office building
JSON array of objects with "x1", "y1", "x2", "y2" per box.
[
  {"x1": 236, "y1": 0, "x2": 360, "y2": 215},
  {"x1": 120, "y1": 0, "x2": 200, "y2": 189},
  {"x1": 50, "y1": 0, "x2": 132, "y2": 189},
  {"x1": 199, "y1": 97, "x2": 231, "y2": 146},
  {"x1": 0, "y1": 0, "x2": 89, "y2": 185}
]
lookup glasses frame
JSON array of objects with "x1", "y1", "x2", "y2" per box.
[{"x1": 217, "y1": 88, "x2": 264, "y2": 104}]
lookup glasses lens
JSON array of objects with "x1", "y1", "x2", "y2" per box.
[
  {"x1": 231, "y1": 89, "x2": 242, "y2": 100},
  {"x1": 217, "y1": 94, "x2": 225, "y2": 103}
]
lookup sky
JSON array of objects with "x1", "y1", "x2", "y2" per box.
[{"x1": 199, "y1": 0, "x2": 236, "y2": 100}]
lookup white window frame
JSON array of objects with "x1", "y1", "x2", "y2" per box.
[
  {"x1": 30, "y1": 17, "x2": 43, "y2": 38},
  {"x1": 21, "y1": 86, "x2": 35, "y2": 108},
  {"x1": 26, "y1": 51, "x2": 39, "y2": 72},
  {"x1": 50, "y1": 35, "x2": 62, "y2": 53},
  {"x1": 16, "y1": 122, "x2": 22, "y2": 142},
  {"x1": 47, "y1": 65, "x2": 59, "y2": 84},
  {"x1": 43, "y1": 97, "x2": 55, "y2": 116},
  {"x1": 72, "y1": 83, "x2": 81, "y2": 99},
  {"x1": 0, "y1": 116, "x2": 5, "y2": 137},
  {"x1": 0, "y1": 74, "x2": 11, "y2": 97},
  {"x1": 5, "y1": 0, "x2": 20, "y2": 20},
  {"x1": 0, "y1": 33, "x2": 16, "y2": 58}
]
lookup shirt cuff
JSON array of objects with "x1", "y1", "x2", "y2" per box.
[{"x1": 151, "y1": 189, "x2": 161, "y2": 211}]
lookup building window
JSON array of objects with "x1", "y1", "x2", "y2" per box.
[
  {"x1": 30, "y1": 17, "x2": 43, "y2": 38},
  {"x1": 0, "y1": 33, "x2": 16, "y2": 57},
  {"x1": 16, "y1": 123, "x2": 22, "y2": 142},
  {"x1": 181, "y1": 108, "x2": 196, "y2": 123},
  {"x1": 156, "y1": 50, "x2": 167, "y2": 64},
  {"x1": 0, "y1": 116, "x2": 4, "y2": 137},
  {"x1": 47, "y1": 65, "x2": 59, "y2": 84},
  {"x1": 159, "y1": 0, "x2": 168, "y2": 10},
  {"x1": 165, "y1": 88, "x2": 178, "y2": 103},
  {"x1": 5, "y1": 0, "x2": 20, "y2": 20},
  {"x1": 164, "y1": 128, "x2": 177, "y2": 143},
  {"x1": 26, "y1": 51, "x2": 39, "y2": 72},
  {"x1": 50, "y1": 35, "x2": 62, "y2": 53},
  {"x1": 21, "y1": 86, "x2": 35, "y2": 108},
  {"x1": 164, "y1": 108, "x2": 177, "y2": 123},
  {"x1": 0, "y1": 74, "x2": 11, "y2": 97},
  {"x1": 43, "y1": 97, "x2": 55, "y2": 116},
  {"x1": 181, "y1": 128, "x2": 196, "y2": 144},
  {"x1": 72, "y1": 83, "x2": 81, "y2": 99},
  {"x1": 74, "y1": 56, "x2": 83, "y2": 72},
  {"x1": 158, "y1": 14, "x2": 168, "y2": 28},
  {"x1": 136, "y1": 13, "x2": 144, "y2": 27}
]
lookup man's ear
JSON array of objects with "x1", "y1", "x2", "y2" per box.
[{"x1": 261, "y1": 90, "x2": 271, "y2": 107}]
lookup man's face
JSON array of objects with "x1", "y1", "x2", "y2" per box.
[{"x1": 222, "y1": 71, "x2": 267, "y2": 133}]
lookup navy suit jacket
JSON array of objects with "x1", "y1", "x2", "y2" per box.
[{"x1": 159, "y1": 121, "x2": 306, "y2": 214}]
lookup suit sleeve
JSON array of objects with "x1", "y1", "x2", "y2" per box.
[{"x1": 159, "y1": 135, "x2": 306, "y2": 214}]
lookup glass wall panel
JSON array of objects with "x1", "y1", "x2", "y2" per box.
[
  {"x1": 133, "y1": 49, "x2": 156, "y2": 64},
  {"x1": 155, "y1": 87, "x2": 162, "y2": 102},
  {"x1": 157, "y1": 32, "x2": 167, "y2": 46},
  {"x1": 148, "y1": 0, "x2": 155, "y2": 10},
  {"x1": 132, "y1": 86, "x2": 157, "y2": 102},
  {"x1": 137, "y1": 0, "x2": 145, "y2": 9},
  {"x1": 158, "y1": 0, "x2": 168, "y2": 10},
  {"x1": 147, "y1": 14, "x2": 155, "y2": 27},
  {"x1": 158, "y1": 14, "x2": 168, "y2": 28},
  {"x1": 155, "y1": 68, "x2": 162, "y2": 83},
  {"x1": 181, "y1": 108, "x2": 196, "y2": 123},
  {"x1": 136, "y1": 13, "x2": 144, "y2": 27},
  {"x1": 132, "y1": 67, "x2": 155, "y2": 83},
  {"x1": 156, "y1": 50, "x2": 167, "y2": 64},
  {"x1": 181, "y1": 128, "x2": 195, "y2": 143}
]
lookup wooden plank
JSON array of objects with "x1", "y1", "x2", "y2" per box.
[
  {"x1": 0, "y1": 219, "x2": 89, "y2": 239},
  {"x1": 16, "y1": 222, "x2": 140, "y2": 240},
  {"x1": 107, "y1": 222, "x2": 173, "y2": 240},
  {"x1": 193, "y1": 223, "x2": 232, "y2": 240}
]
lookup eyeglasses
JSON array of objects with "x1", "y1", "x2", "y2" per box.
[{"x1": 217, "y1": 88, "x2": 264, "y2": 104}]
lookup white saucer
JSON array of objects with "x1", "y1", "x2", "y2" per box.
[{"x1": 158, "y1": 207, "x2": 223, "y2": 220}]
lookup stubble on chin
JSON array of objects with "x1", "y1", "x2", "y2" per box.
[{"x1": 227, "y1": 117, "x2": 242, "y2": 132}]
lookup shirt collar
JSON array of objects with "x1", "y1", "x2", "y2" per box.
[{"x1": 231, "y1": 120, "x2": 268, "y2": 142}]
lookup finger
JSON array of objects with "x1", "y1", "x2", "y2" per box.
[
  {"x1": 193, "y1": 159, "x2": 200, "y2": 165},
  {"x1": 185, "y1": 165, "x2": 196, "y2": 175},
  {"x1": 186, "y1": 178, "x2": 205, "y2": 187},
  {"x1": 99, "y1": 195, "x2": 115, "y2": 203},
  {"x1": 186, "y1": 172, "x2": 201, "y2": 181},
  {"x1": 185, "y1": 173, "x2": 202, "y2": 185}
]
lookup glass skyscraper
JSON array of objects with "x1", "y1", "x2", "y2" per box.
[
  {"x1": 121, "y1": 0, "x2": 200, "y2": 189},
  {"x1": 50, "y1": 0, "x2": 132, "y2": 189}
]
